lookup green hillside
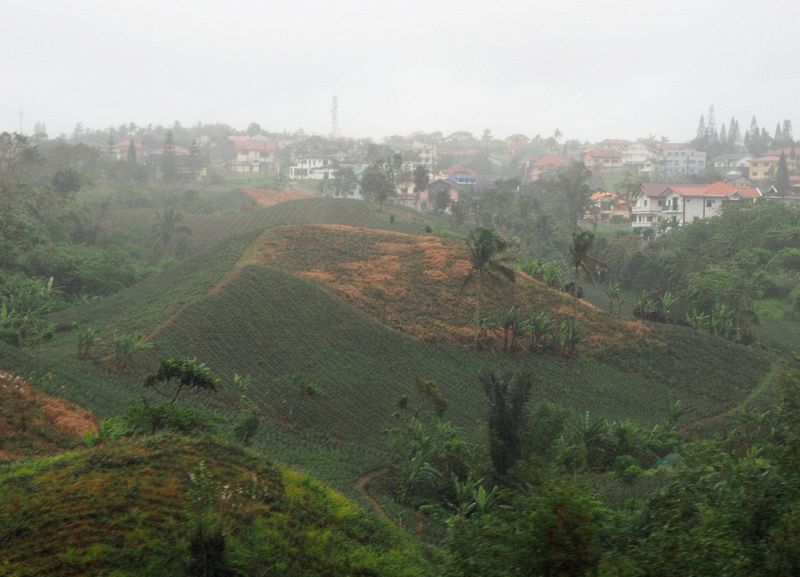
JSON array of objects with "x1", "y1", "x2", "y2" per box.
[
  {"x1": 0, "y1": 434, "x2": 431, "y2": 577},
  {"x1": 104, "y1": 197, "x2": 444, "y2": 257},
  {"x1": 0, "y1": 197, "x2": 783, "y2": 494}
]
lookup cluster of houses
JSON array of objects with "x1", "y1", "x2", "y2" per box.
[
  {"x1": 522, "y1": 139, "x2": 710, "y2": 182},
  {"x1": 111, "y1": 129, "x2": 796, "y2": 235}
]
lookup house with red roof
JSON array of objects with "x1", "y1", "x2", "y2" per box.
[
  {"x1": 229, "y1": 138, "x2": 278, "y2": 173},
  {"x1": 631, "y1": 181, "x2": 761, "y2": 231},
  {"x1": 527, "y1": 154, "x2": 571, "y2": 181}
]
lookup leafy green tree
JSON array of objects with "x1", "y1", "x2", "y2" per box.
[
  {"x1": 482, "y1": 371, "x2": 532, "y2": 479},
  {"x1": 77, "y1": 326, "x2": 99, "y2": 359},
  {"x1": 332, "y1": 165, "x2": 358, "y2": 197},
  {"x1": 51, "y1": 168, "x2": 82, "y2": 195},
  {"x1": 433, "y1": 186, "x2": 451, "y2": 213},
  {"x1": 412, "y1": 164, "x2": 430, "y2": 198},
  {"x1": 112, "y1": 330, "x2": 152, "y2": 368},
  {"x1": 0, "y1": 132, "x2": 40, "y2": 177},
  {"x1": 546, "y1": 161, "x2": 592, "y2": 232},
  {"x1": 463, "y1": 228, "x2": 515, "y2": 349},
  {"x1": 145, "y1": 357, "x2": 220, "y2": 404},
  {"x1": 777, "y1": 152, "x2": 790, "y2": 196},
  {"x1": 360, "y1": 162, "x2": 395, "y2": 207}
]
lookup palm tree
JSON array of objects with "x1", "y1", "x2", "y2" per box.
[
  {"x1": 463, "y1": 228, "x2": 516, "y2": 350},
  {"x1": 150, "y1": 208, "x2": 192, "y2": 254},
  {"x1": 569, "y1": 230, "x2": 603, "y2": 329}
]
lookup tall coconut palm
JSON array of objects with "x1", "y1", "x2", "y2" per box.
[
  {"x1": 569, "y1": 230, "x2": 604, "y2": 330},
  {"x1": 463, "y1": 227, "x2": 516, "y2": 350},
  {"x1": 150, "y1": 208, "x2": 192, "y2": 254}
]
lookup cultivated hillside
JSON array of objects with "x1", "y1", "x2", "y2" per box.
[
  {"x1": 0, "y1": 371, "x2": 96, "y2": 460},
  {"x1": 0, "y1": 434, "x2": 431, "y2": 577},
  {"x1": 252, "y1": 224, "x2": 648, "y2": 351},
  {"x1": 2, "y1": 199, "x2": 780, "y2": 491}
]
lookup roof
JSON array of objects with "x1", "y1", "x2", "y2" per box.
[
  {"x1": 428, "y1": 178, "x2": 470, "y2": 192},
  {"x1": 767, "y1": 147, "x2": 800, "y2": 157},
  {"x1": 440, "y1": 165, "x2": 478, "y2": 178},
  {"x1": 584, "y1": 147, "x2": 622, "y2": 158},
  {"x1": 532, "y1": 154, "x2": 571, "y2": 167},
  {"x1": 234, "y1": 140, "x2": 278, "y2": 152},
  {"x1": 657, "y1": 181, "x2": 761, "y2": 200},
  {"x1": 111, "y1": 139, "x2": 142, "y2": 150},
  {"x1": 639, "y1": 183, "x2": 672, "y2": 198},
  {"x1": 598, "y1": 139, "x2": 632, "y2": 146}
]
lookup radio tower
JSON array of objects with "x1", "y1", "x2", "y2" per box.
[{"x1": 330, "y1": 95, "x2": 339, "y2": 139}]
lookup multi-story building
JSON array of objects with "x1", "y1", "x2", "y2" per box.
[
  {"x1": 655, "y1": 146, "x2": 706, "y2": 178},
  {"x1": 631, "y1": 181, "x2": 761, "y2": 231},
  {"x1": 229, "y1": 139, "x2": 277, "y2": 173},
  {"x1": 289, "y1": 157, "x2": 333, "y2": 180},
  {"x1": 749, "y1": 148, "x2": 800, "y2": 181},
  {"x1": 583, "y1": 148, "x2": 623, "y2": 170}
]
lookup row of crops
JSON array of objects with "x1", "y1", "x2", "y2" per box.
[{"x1": 148, "y1": 266, "x2": 768, "y2": 449}]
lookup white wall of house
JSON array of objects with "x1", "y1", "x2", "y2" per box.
[{"x1": 289, "y1": 158, "x2": 330, "y2": 179}]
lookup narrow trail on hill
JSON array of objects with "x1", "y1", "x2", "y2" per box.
[
  {"x1": 684, "y1": 361, "x2": 781, "y2": 432},
  {"x1": 144, "y1": 230, "x2": 269, "y2": 343},
  {"x1": 355, "y1": 467, "x2": 391, "y2": 519}
]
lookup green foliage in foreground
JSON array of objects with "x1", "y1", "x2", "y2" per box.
[{"x1": 0, "y1": 435, "x2": 433, "y2": 577}]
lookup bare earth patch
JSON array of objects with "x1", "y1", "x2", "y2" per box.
[
  {"x1": 0, "y1": 371, "x2": 97, "y2": 460},
  {"x1": 248, "y1": 224, "x2": 652, "y2": 353},
  {"x1": 240, "y1": 188, "x2": 315, "y2": 208}
]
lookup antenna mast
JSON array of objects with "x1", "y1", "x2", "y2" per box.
[{"x1": 330, "y1": 95, "x2": 338, "y2": 139}]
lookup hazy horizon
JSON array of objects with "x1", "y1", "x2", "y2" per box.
[{"x1": 3, "y1": 0, "x2": 799, "y2": 143}]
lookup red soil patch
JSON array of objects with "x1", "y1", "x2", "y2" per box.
[
  {"x1": 240, "y1": 188, "x2": 314, "y2": 208},
  {"x1": 0, "y1": 371, "x2": 97, "y2": 460},
  {"x1": 246, "y1": 224, "x2": 652, "y2": 352}
]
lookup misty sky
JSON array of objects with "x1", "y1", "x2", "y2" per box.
[{"x1": 3, "y1": 0, "x2": 798, "y2": 142}]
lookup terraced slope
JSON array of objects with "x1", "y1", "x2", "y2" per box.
[
  {"x1": 10, "y1": 217, "x2": 776, "y2": 489},
  {"x1": 0, "y1": 435, "x2": 431, "y2": 577},
  {"x1": 252, "y1": 224, "x2": 648, "y2": 351},
  {"x1": 183, "y1": 198, "x2": 444, "y2": 255}
]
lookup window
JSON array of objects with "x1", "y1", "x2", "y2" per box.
[{"x1": 706, "y1": 199, "x2": 713, "y2": 207}]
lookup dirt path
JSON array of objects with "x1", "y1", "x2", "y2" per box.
[
  {"x1": 355, "y1": 467, "x2": 391, "y2": 519},
  {"x1": 684, "y1": 361, "x2": 781, "y2": 432},
  {"x1": 144, "y1": 229, "x2": 272, "y2": 343}
]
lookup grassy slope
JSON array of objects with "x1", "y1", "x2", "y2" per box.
[
  {"x1": 105, "y1": 197, "x2": 444, "y2": 257},
  {"x1": 0, "y1": 434, "x2": 431, "y2": 577},
  {"x1": 0, "y1": 198, "x2": 778, "y2": 491}
]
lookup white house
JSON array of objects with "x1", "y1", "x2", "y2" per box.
[
  {"x1": 631, "y1": 181, "x2": 761, "y2": 231},
  {"x1": 289, "y1": 157, "x2": 333, "y2": 180},
  {"x1": 229, "y1": 139, "x2": 277, "y2": 173},
  {"x1": 622, "y1": 141, "x2": 658, "y2": 175}
]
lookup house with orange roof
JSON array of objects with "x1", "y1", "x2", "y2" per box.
[
  {"x1": 586, "y1": 191, "x2": 630, "y2": 222},
  {"x1": 527, "y1": 154, "x2": 571, "y2": 181},
  {"x1": 749, "y1": 147, "x2": 800, "y2": 181},
  {"x1": 583, "y1": 148, "x2": 623, "y2": 170},
  {"x1": 631, "y1": 181, "x2": 761, "y2": 231}
]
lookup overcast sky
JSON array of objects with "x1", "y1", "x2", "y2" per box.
[{"x1": 2, "y1": 0, "x2": 798, "y2": 142}]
